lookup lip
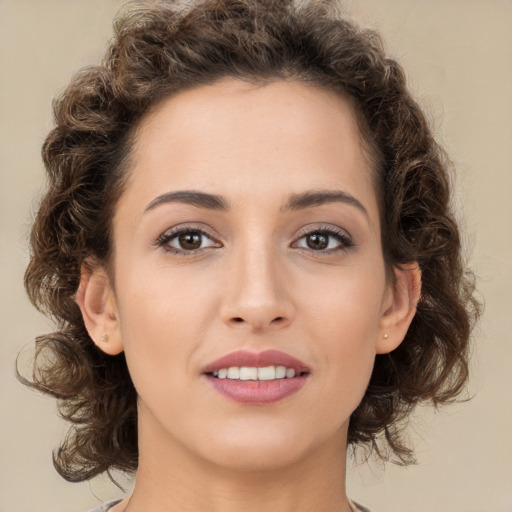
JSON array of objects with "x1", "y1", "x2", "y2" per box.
[{"x1": 202, "y1": 349, "x2": 310, "y2": 405}]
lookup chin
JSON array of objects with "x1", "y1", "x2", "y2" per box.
[
  {"x1": 197, "y1": 422, "x2": 340, "y2": 472},
  {"x1": 208, "y1": 442, "x2": 308, "y2": 472}
]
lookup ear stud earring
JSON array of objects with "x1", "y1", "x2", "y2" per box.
[
  {"x1": 383, "y1": 333, "x2": 389, "y2": 339},
  {"x1": 101, "y1": 334, "x2": 110, "y2": 342}
]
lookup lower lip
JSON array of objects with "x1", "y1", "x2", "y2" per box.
[{"x1": 205, "y1": 375, "x2": 308, "y2": 405}]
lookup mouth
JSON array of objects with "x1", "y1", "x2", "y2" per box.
[{"x1": 202, "y1": 349, "x2": 310, "y2": 405}]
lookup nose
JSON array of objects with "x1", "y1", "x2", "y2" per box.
[{"x1": 220, "y1": 242, "x2": 295, "y2": 331}]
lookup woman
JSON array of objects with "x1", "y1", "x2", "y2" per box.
[{"x1": 21, "y1": 0, "x2": 480, "y2": 511}]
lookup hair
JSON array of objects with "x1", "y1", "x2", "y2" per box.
[{"x1": 20, "y1": 0, "x2": 480, "y2": 482}]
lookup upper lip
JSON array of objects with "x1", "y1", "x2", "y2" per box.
[{"x1": 202, "y1": 349, "x2": 310, "y2": 374}]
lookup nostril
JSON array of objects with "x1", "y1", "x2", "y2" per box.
[{"x1": 227, "y1": 315, "x2": 289, "y2": 328}]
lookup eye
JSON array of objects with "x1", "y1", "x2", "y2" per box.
[
  {"x1": 156, "y1": 227, "x2": 221, "y2": 254},
  {"x1": 293, "y1": 227, "x2": 354, "y2": 253}
]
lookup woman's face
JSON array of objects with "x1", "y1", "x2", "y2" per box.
[{"x1": 103, "y1": 79, "x2": 398, "y2": 470}]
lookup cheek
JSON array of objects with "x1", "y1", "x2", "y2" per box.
[
  {"x1": 116, "y1": 257, "x2": 218, "y2": 334},
  {"x1": 303, "y1": 262, "x2": 385, "y2": 342},
  {"x1": 112, "y1": 265, "x2": 215, "y2": 389},
  {"x1": 300, "y1": 264, "x2": 385, "y2": 397}
]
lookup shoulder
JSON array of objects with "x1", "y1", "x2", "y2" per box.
[{"x1": 85, "y1": 500, "x2": 123, "y2": 512}]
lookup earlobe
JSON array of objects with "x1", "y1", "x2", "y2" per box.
[
  {"x1": 376, "y1": 262, "x2": 422, "y2": 355},
  {"x1": 75, "y1": 262, "x2": 124, "y2": 356}
]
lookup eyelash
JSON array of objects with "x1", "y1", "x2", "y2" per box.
[
  {"x1": 155, "y1": 225, "x2": 221, "y2": 255},
  {"x1": 155, "y1": 225, "x2": 354, "y2": 255},
  {"x1": 292, "y1": 226, "x2": 355, "y2": 254}
]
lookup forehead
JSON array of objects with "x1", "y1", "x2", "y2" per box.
[
  {"x1": 121, "y1": 78, "x2": 379, "y2": 223},
  {"x1": 136, "y1": 78, "x2": 367, "y2": 162}
]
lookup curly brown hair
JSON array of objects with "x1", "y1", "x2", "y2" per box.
[{"x1": 20, "y1": 0, "x2": 480, "y2": 482}]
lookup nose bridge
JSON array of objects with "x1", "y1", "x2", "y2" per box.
[
  {"x1": 222, "y1": 231, "x2": 292, "y2": 330},
  {"x1": 239, "y1": 240, "x2": 277, "y2": 300}
]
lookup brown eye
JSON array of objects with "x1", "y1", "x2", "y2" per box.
[
  {"x1": 157, "y1": 228, "x2": 220, "y2": 253},
  {"x1": 178, "y1": 232, "x2": 202, "y2": 250},
  {"x1": 293, "y1": 228, "x2": 354, "y2": 253},
  {"x1": 305, "y1": 233, "x2": 329, "y2": 250}
]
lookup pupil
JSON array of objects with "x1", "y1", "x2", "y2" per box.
[
  {"x1": 179, "y1": 232, "x2": 201, "y2": 250},
  {"x1": 307, "y1": 233, "x2": 328, "y2": 250}
]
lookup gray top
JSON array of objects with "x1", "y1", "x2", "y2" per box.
[
  {"x1": 353, "y1": 502, "x2": 373, "y2": 512},
  {"x1": 86, "y1": 500, "x2": 122, "y2": 512},
  {"x1": 86, "y1": 499, "x2": 372, "y2": 511}
]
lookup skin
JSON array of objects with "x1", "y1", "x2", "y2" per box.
[{"x1": 77, "y1": 78, "x2": 420, "y2": 512}]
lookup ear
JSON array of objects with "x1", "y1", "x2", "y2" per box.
[
  {"x1": 376, "y1": 262, "x2": 422, "y2": 355},
  {"x1": 75, "y1": 262, "x2": 124, "y2": 355}
]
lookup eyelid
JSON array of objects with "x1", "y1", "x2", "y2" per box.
[
  {"x1": 153, "y1": 223, "x2": 354, "y2": 256},
  {"x1": 155, "y1": 223, "x2": 223, "y2": 254},
  {"x1": 291, "y1": 224, "x2": 355, "y2": 253}
]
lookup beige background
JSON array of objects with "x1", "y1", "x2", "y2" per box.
[{"x1": 1, "y1": 1, "x2": 511, "y2": 511}]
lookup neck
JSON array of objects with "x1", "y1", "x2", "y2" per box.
[{"x1": 121, "y1": 411, "x2": 353, "y2": 512}]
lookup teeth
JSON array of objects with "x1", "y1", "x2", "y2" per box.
[
  {"x1": 275, "y1": 366, "x2": 286, "y2": 379},
  {"x1": 227, "y1": 367, "x2": 240, "y2": 379},
  {"x1": 286, "y1": 368, "x2": 296, "y2": 378},
  {"x1": 211, "y1": 365, "x2": 303, "y2": 381},
  {"x1": 239, "y1": 367, "x2": 258, "y2": 380},
  {"x1": 258, "y1": 366, "x2": 276, "y2": 380}
]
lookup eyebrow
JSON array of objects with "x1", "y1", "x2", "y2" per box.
[
  {"x1": 144, "y1": 188, "x2": 368, "y2": 219},
  {"x1": 281, "y1": 190, "x2": 369, "y2": 218},
  {"x1": 144, "y1": 190, "x2": 229, "y2": 212}
]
